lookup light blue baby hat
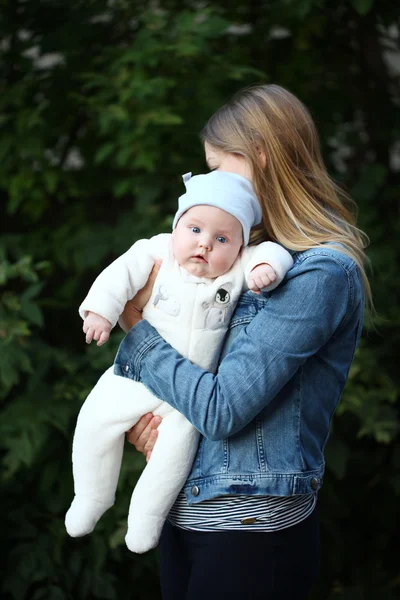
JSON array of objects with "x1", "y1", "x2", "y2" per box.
[{"x1": 172, "y1": 171, "x2": 262, "y2": 246}]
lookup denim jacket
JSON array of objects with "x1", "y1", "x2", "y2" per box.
[{"x1": 114, "y1": 246, "x2": 364, "y2": 504}]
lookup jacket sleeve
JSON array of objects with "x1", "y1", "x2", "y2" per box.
[
  {"x1": 241, "y1": 242, "x2": 294, "y2": 291},
  {"x1": 114, "y1": 253, "x2": 354, "y2": 440},
  {"x1": 79, "y1": 233, "x2": 170, "y2": 328}
]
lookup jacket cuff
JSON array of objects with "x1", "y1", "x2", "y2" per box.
[{"x1": 113, "y1": 320, "x2": 161, "y2": 381}]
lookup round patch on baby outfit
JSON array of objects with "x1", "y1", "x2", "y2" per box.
[{"x1": 215, "y1": 288, "x2": 230, "y2": 304}]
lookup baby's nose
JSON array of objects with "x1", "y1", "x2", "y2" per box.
[{"x1": 199, "y1": 236, "x2": 212, "y2": 250}]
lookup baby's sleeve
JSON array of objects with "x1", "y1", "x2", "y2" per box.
[
  {"x1": 241, "y1": 242, "x2": 294, "y2": 292},
  {"x1": 79, "y1": 233, "x2": 170, "y2": 328}
]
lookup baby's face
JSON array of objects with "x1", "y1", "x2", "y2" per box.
[{"x1": 172, "y1": 205, "x2": 243, "y2": 278}]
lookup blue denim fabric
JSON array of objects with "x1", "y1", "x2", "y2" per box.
[{"x1": 114, "y1": 246, "x2": 364, "y2": 503}]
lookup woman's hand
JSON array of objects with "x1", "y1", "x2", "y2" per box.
[
  {"x1": 126, "y1": 413, "x2": 162, "y2": 462},
  {"x1": 118, "y1": 261, "x2": 162, "y2": 332}
]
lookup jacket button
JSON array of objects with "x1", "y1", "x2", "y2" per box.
[
  {"x1": 310, "y1": 477, "x2": 319, "y2": 490},
  {"x1": 191, "y1": 485, "x2": 200, "y2": 497}
]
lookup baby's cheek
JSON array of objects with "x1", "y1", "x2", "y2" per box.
[{"x1": 171, "y1": 236, "x2": 184, "y2": 263}]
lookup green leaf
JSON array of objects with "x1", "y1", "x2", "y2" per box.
[
  {"x1": 351, "y1": 0, "x2": 375, "y2": 15},
  {"x1": 20, "y1": 282, "x2": 44, "y2": 302},
  {"x1": 94, "y1": 143, "x2": 116, "y2": 164},
  {"x1": 20, "y1": 300, "x2": 44, "y2": 327}
]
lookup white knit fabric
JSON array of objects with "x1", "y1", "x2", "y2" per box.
[{"x1": 65, "y1": 234, "x2": 293, "y2": 553}]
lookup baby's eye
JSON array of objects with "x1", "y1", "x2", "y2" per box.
[
  {"x1": 191, "y1": 226, "x2": 200, "y2": 233},
  {"x1": 217, "y1": 236, "x2": 227, "y2": 244}
]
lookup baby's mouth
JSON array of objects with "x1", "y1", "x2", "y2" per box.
[{"x1": 192, "y1": 254, "x2": 208, "y2": 263}]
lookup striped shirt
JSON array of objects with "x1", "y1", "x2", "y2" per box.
[{"x1": 168, "y1": 491, "x2": 317, "y2": 532}]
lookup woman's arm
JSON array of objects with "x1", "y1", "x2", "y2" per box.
[
  {"x1": 115, "y1": 253, "x2": 357, "y2": 441},
  {"x1": 118, "y1": 261, "x2": 162, "y2": 332}
]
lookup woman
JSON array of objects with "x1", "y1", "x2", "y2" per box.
[{"x1": 118, "y1": 84, "x2": 371, "y2": 599}]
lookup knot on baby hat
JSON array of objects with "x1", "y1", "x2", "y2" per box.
[{"x1": 172, "y1": 171, "x2": 262, "y2": 246}]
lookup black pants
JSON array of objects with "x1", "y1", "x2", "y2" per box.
[{"x1": 159, "y1": 508, "x2": 320, "y2": 600}]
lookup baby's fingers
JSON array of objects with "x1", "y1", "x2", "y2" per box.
[
  {"x1": 248, "y1": 278, "x2": 261, "y2": 294},
  {"x1": 263, "y1": 267, "x2": 277, "y2": 281},
  {"x1": 259, "y1": 274, "x2": 274, "y2": 288},
  {"x1": 268, "y1": 273, "x2": 277, "y2": 283},
  {"x1": 85, "y1": 327, "x2": 94, "y2": 344},
  {"x1": 97, "y1": 331, "x2": 109, "y2": 346}
]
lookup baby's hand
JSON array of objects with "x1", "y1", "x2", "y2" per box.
[
  {"x1": 83, "y1": 312, "x2": 112, "y2": 346},
  {"x1": 248, "y1": 263, "x2": 277, "y2": 294}
]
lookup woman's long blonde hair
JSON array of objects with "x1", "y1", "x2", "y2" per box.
[{"x1": 201, "y1": 84, "x2": 372, "y2": 309}]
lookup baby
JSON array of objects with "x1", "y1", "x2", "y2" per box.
[{"x1": 65, "y1": 170, "x2": 293, "y2": 553}]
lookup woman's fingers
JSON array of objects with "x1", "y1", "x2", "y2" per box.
[
  {"x1": 126, "y1": 414, "x2": 153, "y2": 450},
  {"x1": 126, "y1": 413, "x2": 162, "y2": 454},
  {"x1": 119, "y1": 260, "x2": 162, "y2": 332},
  {"x1": 131, "y1": 260, "x2": 162, "y2": 310},
  {"x1": 144, "y1": 429, "x2": 159, "y2": 463}
]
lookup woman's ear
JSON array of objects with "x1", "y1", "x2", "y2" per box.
[{"x1": 256, "y1": 145, "x2": 267, "y2": 168}]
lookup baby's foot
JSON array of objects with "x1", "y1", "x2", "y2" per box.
[
  {"x1": 65, "y1": 496, "x2": 113, "y2": 537},
  {"x1": 125, "y1": 515, "x2": 165, "y2": 554}
]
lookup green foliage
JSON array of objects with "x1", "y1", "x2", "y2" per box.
[{"x1": 1, "y1": 0, "x2": 399, "y2": 598}]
